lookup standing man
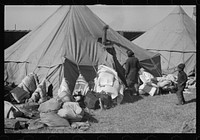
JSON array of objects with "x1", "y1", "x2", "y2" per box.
[
  {"x1": 175, "y1": 63, "x2": 187, "y2": 105},
  {"x1": 125, "y1": 50, "x2": 140, "y2": 95}
]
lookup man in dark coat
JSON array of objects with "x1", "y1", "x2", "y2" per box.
[
  {"x1": 125, "y1": 50, "x2": 141, "y2": 95},
  {"x1": 175, "y1": 63, "x2": 187, "y2": 105}
]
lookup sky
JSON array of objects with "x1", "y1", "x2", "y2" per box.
[{"x1": 4, "y1": 5, "x2": 195, "y2": 31}]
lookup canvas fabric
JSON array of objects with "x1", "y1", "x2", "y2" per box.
[
  {"x1": 4, "y1": 6, "x2": 161, "y2": 95},
  {"x1": 133, "y1": 6, "x2": 196, "y2": 75}
]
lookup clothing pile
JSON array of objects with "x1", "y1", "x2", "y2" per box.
[
  {"x1": 157, "y1": 74, "x2": 177, "y2": 87},
  {"x1": 139, "y1": 72, "x2": 178, "y2": 96},
  {"x1": 94, "y1": 65, "x2": 125, "y2": 104},
  {"x1": 139, "y1": 71, "x2": 158, "y2": 96},
  {"x1": 4, "y1": 75, "x2": 89, "y2": 131},
  {"x1": 186, "y1": 77, "x2": 196, "y2": 89},
  {"x1": 8, "y1": 73, "x2": 50, "y2": 104},
  {"x1": 183, "y1": 76, "x2": 196, "y2": 94},
  {"x1": 156, "y1": 74, "x2": 178, "y2": 94}
]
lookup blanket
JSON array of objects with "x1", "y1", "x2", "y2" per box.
[{"x1": 94, "y1": 65, "x2": 124, "y2": 99}]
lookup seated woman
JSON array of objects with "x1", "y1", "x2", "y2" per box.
[{"x1": 138, "y1": 68, "x2": 159, "y2": 96}]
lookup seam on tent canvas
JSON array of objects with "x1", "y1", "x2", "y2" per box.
[
  {"x1": 149, "y1": 55, "x2": 162, "y2": 76},
  {"x1": 31, "y1": 6, "x2": 64, "y2": 33},
  {"x1": 33, "y1": 6, "x2": 72, "y2": 78},
  {"x1": 182, "y1": 16, "x2": 196, "y2": 50},
  {"x1": 45, "y1": 64, "x2": 62, "y2": 81}
]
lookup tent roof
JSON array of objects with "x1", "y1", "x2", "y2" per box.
[
  {"x1": 133, "y1": 6, "x2": 196, "y2": 53},
  {"x1": 5, "y1": 6, "x2": 159, "y2": 68},
  {"x1": 132, "y1": 6, "x2": 196, "y2": 75}
]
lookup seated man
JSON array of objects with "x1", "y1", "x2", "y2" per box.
[{"x1": 138, "y1": 68, "x2": 159, "y2": 96}]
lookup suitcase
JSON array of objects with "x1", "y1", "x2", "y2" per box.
[{"x1": 139, "y1": 84, "x2": 157, "y2": 96}]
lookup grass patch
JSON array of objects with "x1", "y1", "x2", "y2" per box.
[{"x1": 5, "y1": 91, "x2": 196, "y2": 133}]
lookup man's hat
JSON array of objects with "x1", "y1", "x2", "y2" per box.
[{"x1": 178, "y1": 63, "x2": 185, "y2": 70}]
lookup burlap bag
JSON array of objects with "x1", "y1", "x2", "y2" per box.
[
  {"x1": 38, "y1": 98, "x2": 62, "y2": 113},
  {"x1": 57, "y1": 102, "x2": 84, "y2": 122},
  {"x1": 40, "y1": 111, "x2": 70, "y2": 127}
]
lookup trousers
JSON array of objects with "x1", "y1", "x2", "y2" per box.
[
  {"x1": 176, "y1": 85, "x2": 186, "y2": 104},
  {"x1": 126, "y1": 79, "x2": 139, "y2": 95}
]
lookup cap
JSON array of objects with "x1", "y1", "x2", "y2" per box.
[{"x1": 178, "y1": 63, "x2": 185, "y2": 70}]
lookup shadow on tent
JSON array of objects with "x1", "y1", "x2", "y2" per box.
[{"x1": 120, "y1": 89, "x2": 143, "y2": 104}]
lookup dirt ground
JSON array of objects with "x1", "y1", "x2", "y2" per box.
[{"x1": 5, "y1": 88, "x2": 196, "y2": 133}]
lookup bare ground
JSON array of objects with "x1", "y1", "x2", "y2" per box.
[{"x1": 5, "y1": 88, "x2": 196, "y2": 133}]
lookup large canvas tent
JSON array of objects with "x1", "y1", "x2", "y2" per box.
[
  {"x1": 4, "y1": 5, "x2": 161, "y2": 94},
  {"x1": 133, "y1": 6, "x2": 196, "y2": 75}
]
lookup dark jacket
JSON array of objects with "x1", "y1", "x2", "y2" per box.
[
  {"x1": 125, "y1": 56, "x2": 140, "y2": 83},
  {"x1": 177, "y1": 70, "x2": 187, "y2": 87}
]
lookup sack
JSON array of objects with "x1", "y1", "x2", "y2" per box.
[
  {"x1": 38, "y1": 98, "x2": 62, "y2": 113},
  {"x1": 40, "y1": 111, "x2": 70, "y2": 127},
  {"x1": 57, "y1": 102, "x2": 84, "y2": 122},
  {"x1": 4, "y1": 101, "x2": 23, "y2": 119},
  {"x1": 84, "y1": 91, "x2": 100, "y2": 109},
  {"x1": 10, "y1": 87, "x2": 30, "y2": 103}
]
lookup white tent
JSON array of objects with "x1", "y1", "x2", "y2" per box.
[
  {"x1": 5, "y1": 6, "x2": 161, "y2": 94},
  {"x1": 133, "y1": 6, "x2": 196, "y2": 75}
]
